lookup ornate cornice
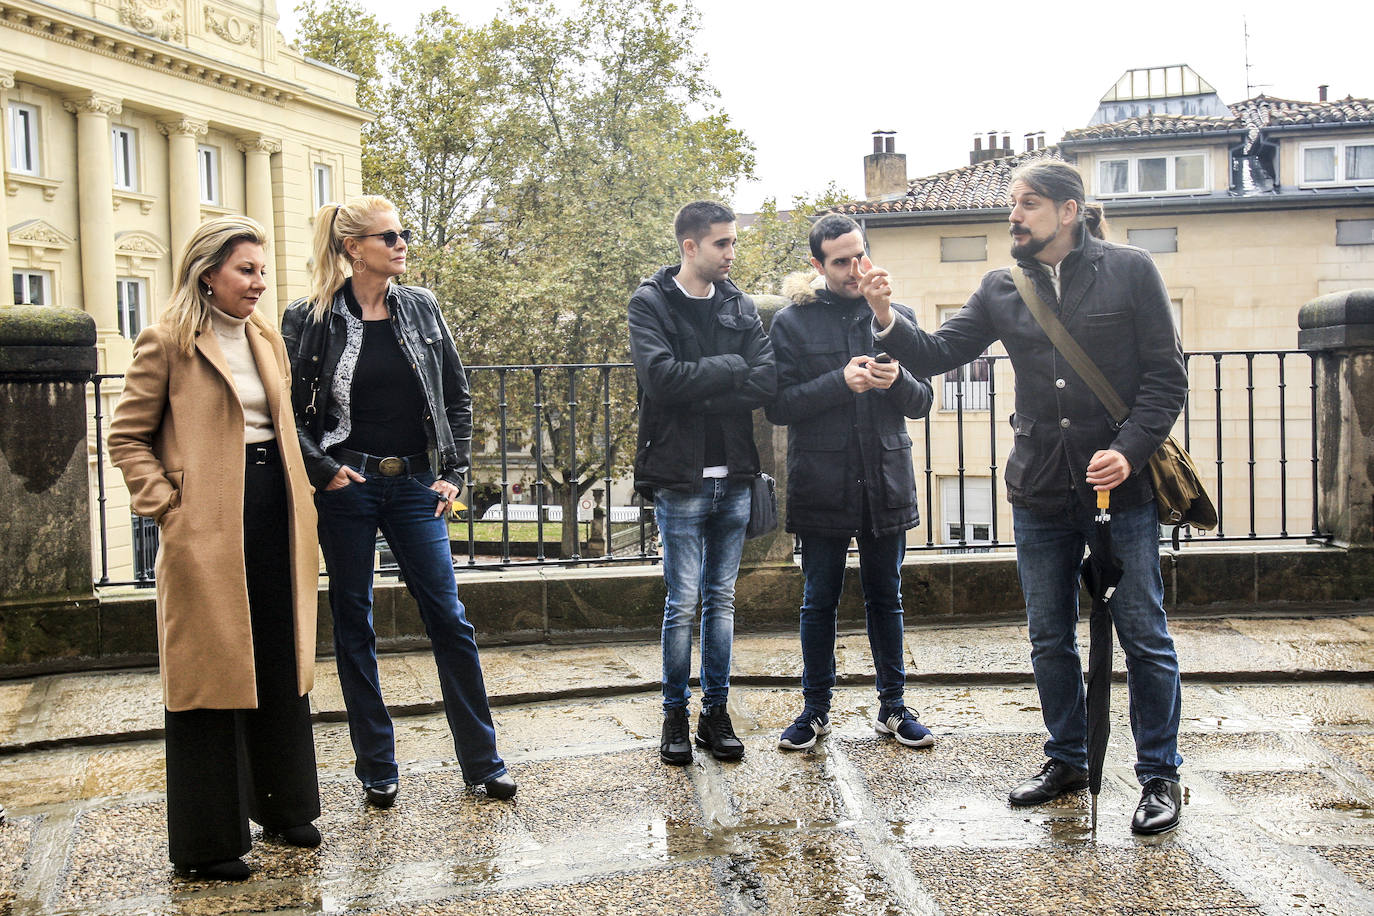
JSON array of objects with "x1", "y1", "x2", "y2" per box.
[
  {"x1": 10, "y1": 218, "x2": 74, "y2": 249},
  {"x1": 114, "y1": 229, "x2": 168, "y2": 269},
  {"x1": 0, "y1": 70, "x2": 15, "y2": 91},
  {"x1": 62, "y1": 94, "x2": 123, "y2": 118},
  {"x1": 235, "y1": 136, "x2": 281, "y2": 155},
  {"x1": 118, "y1": 0, "x2": 183, "y2": 42},
  {"x1": 158, "y1": 118, "x2": 209, "y2": 138}
]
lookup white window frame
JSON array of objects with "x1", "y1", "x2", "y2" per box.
[
  {"x1": 8, "y1": 103, "x2": 40, "y2": 175},
  {"x1": 940, "y1": 476, "x2": 993, "y2": 545},
  {"x1": 111, "y1": 125, "x2": 138, "y2": 191},
  {"x1": 1095, "y1": 150, "x2": 1210, "y2": 197},
  {"x1": 198, "y1": 144, "x2": 221, "y2": 205},
  {"x1": 116, "y1": 277, "x2": 148, "y2": 339},
  {"x1": 312, "y1": 162, "x2": 334, "y2": 211},
  {"x1": 13, "y1": 268, "x2": 52, "y2": 305},
  {"x1": 938, "y1": 307, "x2": 990, "y2": 411},
  {"x1": 1298, "y1": 139, "x2": 1374, "y2": 187}
]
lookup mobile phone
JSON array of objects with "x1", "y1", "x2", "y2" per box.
[{"x1": 874, "y1": 352, "x2": 892, "y2": 363}]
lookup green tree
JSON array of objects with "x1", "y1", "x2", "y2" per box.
[{"x1": 730, "y1": 184, "x2": 852, "y2": 296}]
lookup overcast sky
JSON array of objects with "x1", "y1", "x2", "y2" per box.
[{"x1": 275, "y1": 0, "x2": 1374, "y2": 212}]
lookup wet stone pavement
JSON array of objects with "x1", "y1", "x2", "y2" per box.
[{"x1": 1, "y1": 612, "x2": 1373, "y2": 915}]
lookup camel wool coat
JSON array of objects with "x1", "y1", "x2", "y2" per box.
[{"x1": 109, "y1": 315, "x2": 318, "y2": 712}]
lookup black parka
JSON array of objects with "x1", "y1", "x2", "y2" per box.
[
  {"x1": 629, "y1": 266, "x2": 776, "y2": 498},
  {"x1": 878, "y1": 230, "x2": 1187, "y2": 514},
  {"x1": 766, "y1": 275, "x2": 934, "y2": 538}
]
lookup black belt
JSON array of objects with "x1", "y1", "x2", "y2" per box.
[
  {"x1": 329, "y1": 446, "x2": 430, "y2": 478},
  {"x1": 246, "y1": 440, "x2": 278, "y2": 465}
]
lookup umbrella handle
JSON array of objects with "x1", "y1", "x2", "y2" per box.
[{"x1": 1097, "y1": 490, "x2": 1110, "y2": 511}]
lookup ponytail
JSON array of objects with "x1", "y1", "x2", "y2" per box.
[{"x1": 305, "y1": 195, "x2": 399, "y2": 321}]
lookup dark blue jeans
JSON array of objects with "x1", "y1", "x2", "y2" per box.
[
  {"x1": 316, "y1": 468, "x2": 506, "y2": 788},
  {"x1": 1012, "y1": 501, "x2": 1182, "y2": 784},
  {"x1": 799, "y1": 531, "x2": 907, "y2": 713},
  {"x1": 653, "y1": 478, "x2": 751, "y2": 711}
]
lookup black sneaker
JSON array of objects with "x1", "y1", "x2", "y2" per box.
[
  {"x1": 696, "y1": 704, "x2": 745, "y2": 761},
  {"x1": 660, "y1": 707, "x2": 693, "y2": 765}
]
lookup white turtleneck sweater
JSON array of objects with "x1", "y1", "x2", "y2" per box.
[{"x1": 208, "y1": 307, "x2": 275, "y2": 444}]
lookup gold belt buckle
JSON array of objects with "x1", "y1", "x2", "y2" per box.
[{"x1": 377, "y1": 456, "x2": 405, "y2": 476}]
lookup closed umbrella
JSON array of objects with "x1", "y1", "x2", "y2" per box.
[{"x1": 1082, "y1": 489, "x2": 1123, "y2": 835}]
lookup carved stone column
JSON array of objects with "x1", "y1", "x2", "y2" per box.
[
  {"x1": 0, "y1": 70, "x2": 14, "y2": 305},
  {"x1": 63, "y1": 94, "x2": 122, "y2": 359},
  {"x1": 237, "y1": 136, "x2": 281, "y2": 323},
  {"x1": 159, "y1": 118, "x2": 208, "y2": 264}
]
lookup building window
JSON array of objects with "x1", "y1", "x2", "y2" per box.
[
  {"x1": 116, "y1": 277, "x2": 147, "y2": 339},
  {"x1": 938, "y1": 307, "x2": 990, "y2": 411},
  {"x1": 1127, "y1": 227, "x2": 1178, "y2": 253},
  {"x1": 111, "y1": 126, "x2": 138, "y2": 190},
  {"x1": 1096, "y1": 151, "x2": 1208, "y2": 197},
  {"x1": 940, "y1": 476, "x2": 993, "y2": 545},
  {"x1": 13, "y1": 269, "x2": 51, "y2": 305},
  {"x1": 1300, "y1": 140, "x2": 1374, "y2": 186},
  {"x1": 940, "y1": 236, "x2": 986, "y2": 262},
  {"x1": 8, "y1": 103, "x2": 39, "y2": 175},
  {"x1": 198, "y1": 145, "x2": 220, "y2": 205},
  {"x1": 1336, "y1": 219, "x2": 1374, "y2": 246},
  {"x1": 313, "y1": 163, "x2": 334, "y2": 210}
]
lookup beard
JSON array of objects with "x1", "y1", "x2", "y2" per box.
[{"x1": 1010, "y1": 225, "x2": 1057, "y2": 260}]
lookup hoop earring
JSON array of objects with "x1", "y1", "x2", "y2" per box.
[{"x1": 352, "y1": 259, "x2": 366, "y2": 274}]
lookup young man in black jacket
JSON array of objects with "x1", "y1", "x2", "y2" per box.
[
  {"x1": 766, "y1": 214, "x2": 935, "y2": 753},
  {"x1": 860, "y1": 161, "x2": 1188, "y2": 835},
  {"x1": 628, "y1": 201, "x2": 776, "y2": 766}
]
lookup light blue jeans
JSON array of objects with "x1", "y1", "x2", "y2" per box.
[
  {"x1": 653, "y1": 478, "x2": 751, "y2": 711},
  {"x1": 1013, "y1": 500, "x2": 1182, "y2": 784}
]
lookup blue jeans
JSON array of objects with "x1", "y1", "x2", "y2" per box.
[
  {"x1": 653, "y1": 478, "x2": 751, "y2": 711},
  {"x1": 799, "y1": 531, "x2": 907, "y2": 713},
  {"x1": 316, "y1": 467, "x2": 506, "y2": 788},
  {"x1": 1012, "y1": 501, "x2": 1182, "y2": 784}
]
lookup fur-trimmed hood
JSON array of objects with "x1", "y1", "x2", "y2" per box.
[{"x1": 781, "y1": 271, "x2": 825, "y2": 306}]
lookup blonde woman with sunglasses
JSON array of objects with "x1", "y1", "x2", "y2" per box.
[{"x1": 281, "y1": 196, "x2": 514, "y2": 809}]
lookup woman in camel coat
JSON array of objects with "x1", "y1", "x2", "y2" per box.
[{"x1": 109, "y1": 216, "x2": 322, "y2": 881}]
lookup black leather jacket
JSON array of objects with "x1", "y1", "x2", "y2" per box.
[
  {"x1": 280, "y1": 282, "x2": 472, "y2": 490},
  {"x1": 878, "y1": 230, "x2": 1186, "y2": 514},
  {"x1": 767, "y1": 280, "x2": 933, "y2": 538},
  {"x1": 629, "y1": 266, "x2": 775, "y2": 497}
]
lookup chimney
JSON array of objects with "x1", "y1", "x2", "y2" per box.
[
  {"x1": 1002, "y1": 133, "x2": 1011, "y2": 152},
  {"x1": 1318, "y1": 84, "x2": 1329, "y2": 102},
  {"x1": 864, "y1": 131, "x2": 907, "y2": 199},
  {"x1": 1037, "y1": 132, "x2": 1045, "y2": 149}
]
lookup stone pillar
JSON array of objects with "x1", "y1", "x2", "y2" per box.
[
  {"x1": 63, "y1": 94, "x2": 122, "y2": 361},
  {"x1": 1298, "y1": 288, "x2": 1374, "y2": 547},
  {"x1": 159, "y1": 118, "x2": 208, "y2": 264},
  {"x1": 0, "y1": 306, "x2": 98, "y2": 637},
  {"x1": 0, "y1": 71, "x2": 14, "y2": 306},
  {"x1": 743, "y1": 295, "x2": 793, "y2": 564},
  {"x1": 237, "y1": 136, "x2": 281, "y2": 323}
]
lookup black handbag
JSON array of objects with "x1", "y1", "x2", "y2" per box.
[
  {"x1": 1011, "y1": 267, "x2": 1217, "y2": 531},
  {"x1": 745, "y1": 473, "x2": 778, "y2": 540}
]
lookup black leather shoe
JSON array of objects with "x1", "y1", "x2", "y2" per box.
[
  {"x1": 1008, "y1": 758, "x2": 1089, "y2": 807},
  {"x1": 696, "y1": 704, "x2": 745, "y2": 761},
  {"x1": 364, "y1": 782, "x2": 399, "y2": 809},
  {"x1": 1131, "y1": 777, "x2": 1183, "y2": 835},
  {"x1": 174, "y1": 858, "x2": 250, "y2": 881},
  {"x1": 264, "y1": 823, "x2": 322, "y2": 848},
  {"x1": 660, "y1": 707, "x2": 693, "y2": 765},
  {"x1": 483, "y1": 773, "x2": 517, "y2": 800}
]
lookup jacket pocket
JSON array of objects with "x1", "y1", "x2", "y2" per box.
[
  {"x1": 788, "y1": 431, "x2": 849, "y2": 511},
  {"x1": 878, "y1": 432, "x2": 916, "y2": 509},
  {"x1": 795, "y1": 341, "x2": 847, "y2": 379},
  {"x1": 158, "y1": 470, "x2": 184, "y2": 522},
  {"x1": 1004, "y1": 413, "x2": 1036, "y2": 491}
]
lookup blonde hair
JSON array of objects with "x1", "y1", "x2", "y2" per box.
[
  {"x1": 162, "y1": 215, "x2": 270, "y2": 354},
  {"x1": 306, "y1": 195, "x2": 398, "y2": 320}
]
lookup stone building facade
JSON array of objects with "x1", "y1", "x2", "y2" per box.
[{"x1": 1, "y1": 0, "x2": 368, "y2": 580}]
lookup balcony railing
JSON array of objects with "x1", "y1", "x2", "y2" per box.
[{"x1": 88, "y1": 349, "x2": 1330, "y2": 586}]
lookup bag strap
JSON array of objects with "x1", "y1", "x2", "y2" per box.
[
  {"x1": 303, "y1": 300, "x2": 333, "y2": 417},
  {"x1": 1010, "y1": 265, "x2": 1130, "y2": 425}
]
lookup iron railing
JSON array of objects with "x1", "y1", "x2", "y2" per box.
[{"x1": 88, "y1": 350, "x2": 1329, "y2": 586}]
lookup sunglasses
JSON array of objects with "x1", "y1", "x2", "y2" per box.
[{"x1": 358, "y1": 229, "x2": 413, "y2": 248}]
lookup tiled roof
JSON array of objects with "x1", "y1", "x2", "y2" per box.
[
  {"x1": 839, "y1": 94, "x2": 1374, "y2": 215},
  {"x1": 838, "y1": 147, "x2": 1062, "y2": 215}
]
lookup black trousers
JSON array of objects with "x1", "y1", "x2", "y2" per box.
[{"x1": 164, "y1": 448, "x2": 320, "y2": 867}]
